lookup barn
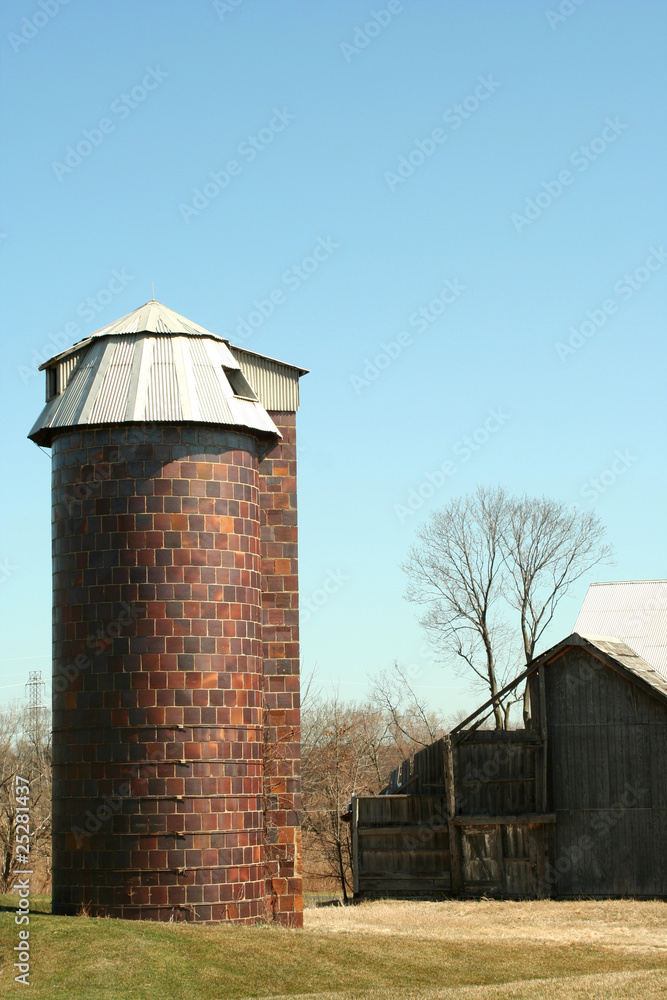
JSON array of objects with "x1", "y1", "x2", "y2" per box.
[{"x1": 352, "y1": 606, "x2": 667, "y2": 900}]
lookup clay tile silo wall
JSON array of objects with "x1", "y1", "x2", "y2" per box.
[
  {"x1": 259, "y1": 411, "x2": 303, "y2": 927},
  {"x1": 51, "y1": 425, "x2": 266, "y2": 922}
]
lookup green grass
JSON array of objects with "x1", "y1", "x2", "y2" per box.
[{"x1": 0, "y1": 895, "x2": 666, "y2": 1000}]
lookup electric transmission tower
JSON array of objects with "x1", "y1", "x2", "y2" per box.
[{"x1": 25, "y1": 670, "x2": 46, "y2": 738}]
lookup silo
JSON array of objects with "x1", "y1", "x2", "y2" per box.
[{"x1": 29, "y1": 300, "x2": 306, "y2": 924}]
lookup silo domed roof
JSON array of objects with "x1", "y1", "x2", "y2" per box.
[{"x1": 28, "y1": 300, "x2": 305, "y2": 446}]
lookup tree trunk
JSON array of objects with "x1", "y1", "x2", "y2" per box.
[
  {"x1": 522, "y1": 683, "x2": 531, "y2": 726},
  {"x1": 485, "y1": 640, "x2": 505, "y2": 730},
  {"x1": 488, "y1": 668, "x2": 504, "y2": 729},
  {"x1": 336, "y1": 838, "x2": 348, "y2": 903}
]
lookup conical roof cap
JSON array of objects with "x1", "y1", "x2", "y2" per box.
[{"x1": 87, "y1": 299, "x2": 226, "y2": 341}]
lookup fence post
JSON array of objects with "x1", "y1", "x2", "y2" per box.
[{"x1": 443, "y1": 735, "x2": 463, "y2": 895}]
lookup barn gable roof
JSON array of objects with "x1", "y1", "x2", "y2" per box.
[
  {"x1": 450, "y1": 632, "x2": 667, "y2": 736},
  {"x1": 531, "y1": 632, "x2": 667, "y2": 707}
]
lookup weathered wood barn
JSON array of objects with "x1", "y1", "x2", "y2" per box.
[{"x1": 352, "y1": 628, "x2": 667, "y2": 899}]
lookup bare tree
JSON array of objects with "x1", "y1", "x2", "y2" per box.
[
  {"x1": 501, "y1": 496, "x2": 613, "y2": 721},
  {"x1": 0, "y1": 702, "x2": 52, "y2": 893},
  {"x1": 403, "y1": 486, "x2": 512, "y2": 728},
  {"x1": 300, "y1": 676, "x2": 453, "y2": 897},
  {"x1": 300, "y1": 692, "x2": 365, "y2": 901},
  {"x1": 403, "y1": 487, "x2": 612, "y2": 729},
  {"x1": 369, "y1": 660, "x2": 449, "y2": 753}
]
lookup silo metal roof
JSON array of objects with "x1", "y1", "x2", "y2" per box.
[
  {"x1": 39, "y1": 299, "x2": 228, "y2": 369},
  {"x1": 573, "y1": 580, "x2": 667, "y2": 678},
  {"x1": 29, "y1": 300, "x2": 306, "y2": 446}
]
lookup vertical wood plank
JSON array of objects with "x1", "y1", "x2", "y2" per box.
[
  {"x1": 539, "y1": 667, "x2": 548, "y2": 813},
  {"x1": 443, "y1": 735, "x2": 463, "y2": 894},
  {"x1": 352, "y1": 794, "x2": 359, "y2": 896}
]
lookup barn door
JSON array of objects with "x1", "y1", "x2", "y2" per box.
[
  {"x1": 460, "y1": 825, "x2": 503, "y2": 894},
  {"x1": 460, "y1": 822, "x2": 553, "y2": 897}
]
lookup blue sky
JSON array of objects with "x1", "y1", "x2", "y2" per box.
[{"x1": 1, "y1": 0, "x2": 665, "y2": 715}]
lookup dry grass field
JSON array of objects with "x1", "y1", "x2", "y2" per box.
[
  {"x1": 304, "y1": 898, "x2": 667, "y2": 999},
  {"x1": 0, "y1": 895, "x2": 666, "y2": 999}
]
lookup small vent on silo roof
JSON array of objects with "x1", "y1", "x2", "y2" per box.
[{"x1": 225, "y1": 367, "x2": 258, "y2": 400}]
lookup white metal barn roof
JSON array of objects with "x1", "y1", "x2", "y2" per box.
[
  {"x1": 28, "y1": 300, "x2": 307, "y2": 446},
  {"x1": 574, "y1": 580, "x2": 667, "y2": 678}
]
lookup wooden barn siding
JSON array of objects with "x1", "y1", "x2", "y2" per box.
[
  {"x1": 354, "y1": 733, "x2": 552, "y2": 900},
  {"x1": 385, "y1": 740, "x2": 446, "y2": 795},
  {"x1": 453, "y1": 731, "x2": 542, "y2": 816},
  {"x1": 546, "y1": 649, "x2": 667, "y2": 897},
  {"x1": 451, "y1": 731, "x2": 552, "y2": 898},
  {"x1": 457, "y1": 821, "x2": 553, "y2": 898},
  {"x1": 353, "y1": 795, "x2": 451, "y2": 898}
]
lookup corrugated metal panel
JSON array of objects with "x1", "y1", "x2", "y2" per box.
[
  {"x1": 58, "y1": 352, "x2": 81, "y2": 393},
  {"x1": 77, "y1": 341, "x2": 116, "y2": 425},
  {"x1": 178, "y1": 336, "x2": 200, "y2": 422},
  {"x1": 130, "y1": 337, "x2": 154, "y2": 421},
  {"x1": 232, "y1": 348, "x2": 300, "y2": 411},
  {"x1": 218, "y1": 341, "x2": 241, "y2": 369},
  {"x1": 87, "y1": 299, "x2": 226, "y2": 343},
  {"x1": 36, "y1": 301, "x2": 292, "y2": 372},
  {"x1": 190, "y1": 338, "x2": 235, "y2": 425},
  {"x1": 170, "y1": 337, "x2": 193, "y2": 420},
  {"x1": 30, "y1": 333, "x2": 282, "y2": 442},
  {"x1": 113, "y1": 313, "x2": 140, "y2": 334},
  {"x1": 229, "y1": 395, "x2": 280, "y2": 436},
  {"x1": 88, "y1": 339, "x2": 136, "y2": 424},
  {"x1": 144, "y1": 337, "x2": 182, "y2": 421},
  {"x1": 27, "y1": 395, "x2": 61, "y2": 442},
  {"x1": 154, "y1": 312, "x2": 170, "y2": 334},
  {"x1": 51, "y1": 341, "x2": 107, "y2": 428},
  {"x1": 574, "y1": 581, "x2": 667, "y2": 676},
  {"x1": 576, "y1": 580, "x2": 667, "y2": 612}
]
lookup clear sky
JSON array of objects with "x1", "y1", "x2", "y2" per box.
[{"x1": 1, "y1": 0, "x2": 665, "y2": 715}]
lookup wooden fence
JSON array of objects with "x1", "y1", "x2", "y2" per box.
[
  {"x1": 351, "y1": 794, "x2": 450, "y2": 899},
  {"x1": 353, "y1": 729, "x2": 555, "y2": 899}
]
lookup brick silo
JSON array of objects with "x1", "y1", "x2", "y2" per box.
[{"x1": 29, "y1": 300, "x2": 306, "y2": 925}]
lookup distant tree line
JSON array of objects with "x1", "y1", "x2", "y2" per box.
[{"x1": 0, "y1": 702, "x2": 51, "y2": 893}]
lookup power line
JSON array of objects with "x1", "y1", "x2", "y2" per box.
[{"x1": 0, "y1": 655, "x2": 50, "y2": 663}]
